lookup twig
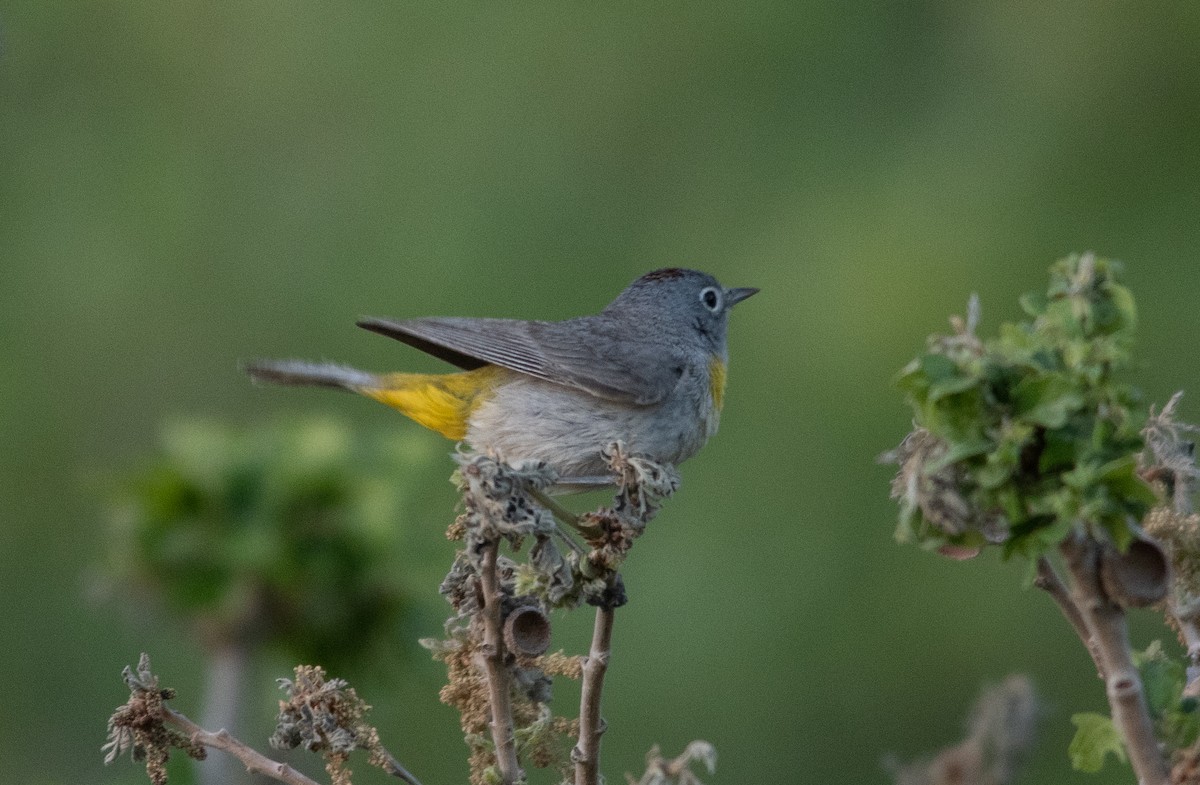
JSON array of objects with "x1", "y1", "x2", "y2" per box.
[
  {"x1": 1059, "y1": 530, "x2": 1169, "y2": 785},
  {"x1": 1033, "y1": 556, "x2": 1105, "y2": 679},
  {"x1": 374, "y1": 745, "x2": 425, "y2": 785},
  {"x1": 574, "y1": 603, "x2": 615, "y2": 785},
  {"x1": 479, "y1": 539, "x2": 523, "y2": 784},
  {"x1": 163, "y1": 707, "x2": 321, "y2": 785}
]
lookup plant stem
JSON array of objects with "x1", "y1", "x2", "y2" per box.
[
  {"x1": 198, "y1": 638, "x2": 252, "y2": 785},
  {"x1": 1060, "y1": 531, "x2": 1168, "y2": 785},
  {"x1": 1033, "y1": 556, "x2": 1105, "y2": 679},
  {"x1": 163, "y1": 706, "x2": 321, "y2": 785},
  {"x1": 574, "y1": 603, "x2": 615, "y2": 785},
  {"x1": 479, "y1": 539, "x2": 523, "y2": 784}
]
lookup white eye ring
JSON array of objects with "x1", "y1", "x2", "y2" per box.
[{"x1": 699, "y1": 286, "x2": 722, "y2": 312}]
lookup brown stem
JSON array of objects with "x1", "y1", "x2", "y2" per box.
[
  {"x1": 1033, "y1": 556, "x2": 1105, "y2": 679},
  {"x1": 1059, "y1": 531, "x2": 1168, "y2": 785},
  {"x1": 479, "y1": 539, "x2": 523, "y2": 784},
  {"x1": 163, "y1": 707, "x2": 321, "y2": 785},
  {"x1": 574, "y1": 604, "x2": 615, "y2": 785}
]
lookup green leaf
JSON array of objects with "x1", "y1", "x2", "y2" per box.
[
  {"x1": 1038, "y1": 428, "x2": 1082, "y2": 474},
  {"x1": 1164, "y1": 705, "x2": 1200, "y2": 753},
  {"x1": 1110, "y1": 283, "x2": 1137, "y2": 328},
  {"x1": 928, "y1": 374, "x2": 979, "y2": 401},
  {"x1": 920, "y1": 352, "x2": 959, "y2": 382},
  {"x1": 1013, "y1": 375, "x2": 1084, "y2": 429},
  {"x1": 1103, "y1": 517, "x2": 1135, "y2": 552},
  {"x1": 1069, "y1": 712, "x2": 1127, "y2": 773},
  {"x1": 1097, "y1": 456, "x2": 1158, "y2": 510},
  {"x1": 1142, "y1": 658, "x2": 1184, "y2": 719},
  {"x1": 1019, "y1": 290, "x2": 1048, "y2": 317},
  {"x1": 1136, "y1": 641, "x2": 1185, "y2": 718},
  {"x1": 924, "y1": 438, "x2": 991, "y2": 473},
  {"x1": 1003, "y1": 514, "x2": 1071, "y2": 559}
]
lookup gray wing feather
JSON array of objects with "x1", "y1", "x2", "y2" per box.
[{"x1": 357, "y1": 315, "x2": 682, "y2": 405}]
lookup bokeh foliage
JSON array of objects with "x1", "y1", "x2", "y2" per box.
[{"x1": 105, "y1": 418, "x2": 425, "y2": 670}]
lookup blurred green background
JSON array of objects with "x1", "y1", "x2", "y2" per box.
[{"x1": 4, "y1": 3, "x2": 1200, "y2": 784}]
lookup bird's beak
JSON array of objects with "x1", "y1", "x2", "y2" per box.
[{"x1": 725, "y1": 287, "x2": 760, "y2": 306}]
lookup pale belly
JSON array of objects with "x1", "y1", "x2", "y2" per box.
[{"x1": 465, "y1": 372, "x2": 719, "y2": 478}]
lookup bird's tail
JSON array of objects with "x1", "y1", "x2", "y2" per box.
[
  {"x1": 245, "y1": 359, "x2": 506, "y2": 441},
  {"x1": 243, "y1": 359, "x2": 380, "y2": 392}
]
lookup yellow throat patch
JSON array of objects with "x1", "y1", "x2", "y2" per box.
[
  {"x1": 362, "y1": 365, "x2": 507, "y2": 440},
  {"x1": 708, "y1": 356, "x2": 727, "y2": 411}
]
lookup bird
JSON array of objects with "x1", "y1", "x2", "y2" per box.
[{"x1": 245, "y1": 268, "x2": 757, "y2": 482}]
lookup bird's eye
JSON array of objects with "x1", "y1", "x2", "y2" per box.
[{"x1": 699, "y1": 286, "x2": 722, "y2": 312}]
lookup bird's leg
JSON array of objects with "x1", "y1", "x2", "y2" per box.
[
  {"x1": 553, "y1": 476, "x2": 617, "y2": 491},
  {"x1": 527, "y1": 488, "x2": 602, "y2": 553},
  {"x1": 529, "y1": 487, "x2": 581, "y2": 526}
]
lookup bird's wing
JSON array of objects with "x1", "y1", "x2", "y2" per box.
[{"x1": 356, "y1": 315, "x2": 682, "y2": 405}]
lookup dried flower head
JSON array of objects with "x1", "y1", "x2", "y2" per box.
[
  {"x1": 102, "y1": 654, "x2": 205, "y2": 785},
  {"x1": 627, "y1": 741, "x2": 717, "y2": 785}
]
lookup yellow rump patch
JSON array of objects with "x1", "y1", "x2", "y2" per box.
[
  {"x1": 708, "y1": 356, "x2": 727, "y2": 411},
  {"x1": 362, "y1": 365, "x2": 507, "y2": 440}
]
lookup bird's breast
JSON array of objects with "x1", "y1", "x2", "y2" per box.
[{"x1": 464, "y1": 364, "x2": 720, "y2": 477}]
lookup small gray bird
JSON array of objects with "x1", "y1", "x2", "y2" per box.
[{"x1": 245, "y1": 268, "x2": 757, "y2": 480}]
